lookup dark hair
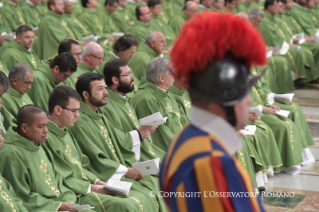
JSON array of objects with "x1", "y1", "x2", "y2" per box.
[
  {"x1": 9, "y1": 63, "x2": 32, "y2": 81},
  {"x1": 0, "y1": 71, "x2": 9, "y2": 92},
  {"x1": 225, "y1": 0, "x2": 234, "y2": 4},
  {"x1": 136, "y1": 6, "x2": 143, "y2": 20},
  {"x1": 48, "y1": 85, "x2": 81, "y2": 115},
  {"x1": 17, "y1": 105, "x2": 45, "y2": 134},
  {"x1": 113, "y1": 35, "x2": 137, "y2": 52},
  {"x1": 82, "y1": 0, "x2": 89, "y2": 7},
  {"x1": 49, "y1": 52, "x2": 77, "y2": 73},
  {"x1": 105, "y1": 0, "x2": 119, "y2": 6},
  {"x1": 265, "y1": 0, "x2": 276, "y2": 9},
  {"x1": 147, "y1": 0, "x2": 161, "y2": 8},
  {"x1": 58, "y1": 39, "x2": 79, "y2": 54},
  {"x1": 47, "y1": 0, "x2": 56, "y2": 10},
  {"x1": 104, "y1": 59, "x2": 128, "y2": 86},
  {"x1": 278, "y1": 0, "x2": 286, "y2": 3},
  {"x1": 76, "y1": 73, "x2": 104, "y2": 99},
  {"x1": 16, "y1": 25, "x2": 33, "y2": 37}
]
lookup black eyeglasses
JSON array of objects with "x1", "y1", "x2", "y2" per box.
[
  {"x1": 90, "y1": 53, "x2": 103, "y2": 61},
  {"x1": 17, "y1": 78, "x2": 33, "y2": 86},
  {"x1": 59, "y1": 105, "x2": 80, "y2": 114}
]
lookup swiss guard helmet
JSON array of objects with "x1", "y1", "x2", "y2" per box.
[{"x1": 171, "y1": 12, "x2": 267, "y2": 126}]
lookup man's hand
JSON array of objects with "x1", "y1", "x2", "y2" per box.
[
  {"x1": 108, "y1": 35, "x2": 116, "y2": 42},
  {"x1": 96, "y1": 180, "x2": 106, "y2": 185},
  {"x1": 124, "y1": 168, "x2": 144, "y2": 181},
  {"x1": 58, "y1": 202, "x2": 77, "y2": 212},
  {"x1": 249, "y1": 113, "x2": 258, "y2": 123},
  {"x1": 268, "y1": 104, "x2": 280, "y2": 111},
  {"x1": 262, "y1": 106, "x2": 276, "y2": 115},
  {"x1": 91, "y1": 185, "x2": 116, "y2": 196},
  {"x1": 0, "y1": 36, "x2": 4, "y2": 46},
  {"x1": 237, "y1": 131, "x2": 247, "y2": 139},
  {"x1": 305, "y1": 36, "x2": 316, "y2": 43},
  {"x1": 137, "y1": 126, "x2": 156, "y2": 140}
]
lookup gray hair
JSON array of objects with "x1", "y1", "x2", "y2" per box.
[
  {"x1": 9, "y1": 63, "x2": 32, "y2": 81},
  {"x1": 145, "y1": 32, "x2": 158, "y2": 45},
  {"x1": 146, "y1": 58, "x2": 171, "y2": 84},
  {"x1": 82, "y1": 41, "x2": 103, "y2": 57},
  {"x1": 248, "y1": 8, "x2": 264, "y2": 19},
  {"x1": 0, "y1": 72, "x2": 9, "y2": 92}
]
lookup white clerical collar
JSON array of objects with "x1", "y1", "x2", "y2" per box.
[
  {"x1": 156, "y1": 85, "x2": 167, "y2": 93},
  {"x1": 293, "y1": 2, "x2": 305, "y2": 9},
  {"x1": 198, "y1": 4, "x2": 209, "y2": 10},
  {"x1": 28, "y1": 139, "x2": 40, "y2": 146},
  {"x1": 128, "y1": 0, "x2": 137, "y2": 3},
  {"x1": 8, "y1": 1, "x2": 17, "y2": 5},
  {"x1": 49, "y1": 118, "x2": 65, "y2": 130},
  {"x1": 118, "y1": 6, "x2": 124, "y2": 10},
  {"x1": 190, "y1": 105, "x2": 242, "y2": 155},
  {"x1": 109, "y1": 50, "x2": 119, "y2": 59},
  {"x1": 108, "y1": 88, "x2": 127, "y2": 98},
  {"x1": 26, "y1": 0, "x2": 35, "y2": 6},
  {"x1": 28, "y1": 48, "x2": 32, "y2": 52}
]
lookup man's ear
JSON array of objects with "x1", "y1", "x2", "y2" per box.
[
  {"x1": 82, "y1": 91, "x2": 90, "y2": 100},
  {"x1": 53, "y1": 66, "x2": 60, "y2": 74},
  {"x1": 12, "y1": 77, "x2": 19, "y2": 86},
  {"x1": 21, "y1": 123, "x2": 28, "y2": 134},
  {"x1": 54, "y1": 105, "x2": 63, "y2": 116},
  {"x1": 111, "y1": 76, "x2": 120, "y2": 86}
]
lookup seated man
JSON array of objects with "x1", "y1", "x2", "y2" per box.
[
  {"x1": 43, "y1": 85, "x2": 142, "y2": 212},
  {"x1": 0, "y1": 105, "x2": 95, "y2": 212},
  {"x1": 100, "y1": 59, "x2": 165, "y2": 162},
  {"x1": 58, "y1": 39, "x2": 82, "y2": 66},
  {"x1": 1, "y1": 63, "x2": 33, "y2": 129},
  {"x1": 28, "y1": 52, "x2": 77, "y2": 112},
  {"x1": 0, "y1": 71, "x2": 13, "y2": 136},
  {"x1": 131, "y1": 58, "x2": 183, "y2": 151},
  {"x1": 128, "y1": 31, "x2": 167, "y2": 80},
  {"x1": 1, "y1": 25, "x2": 40, "y2": 70}
]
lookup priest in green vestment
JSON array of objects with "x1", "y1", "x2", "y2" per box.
[
  {"x1": 1, "y1": 0, "x2": 25, "y2": 32},
  {"x1": 236, "y1": 0, "x2": 260, "y2": 13},
  {"x1": 58, "y1": 39, "x2": 82, "y2": 66},
  {"x1": 101, "y1": 0, "x2": 121, "y2": 33},
  {"x1": 131, "y1": 58, "x2": 183, "y2": 151},
  {"x1": 22, "y1": 0, "x2": 41, "y2": 28},
  {"x1": 0, "y1": 58, "x2": 9, "y2": 75},
  {"x1": 148, "y1": 0, "x2": 176, "y2": 47},
  {"x1": 70, "y1": 73, "x2": 167, "y2": 212},
  {"x1": 28, "y1": 53, "x2": 77, "y2": 112},
  {"x1": 37, "y1": 0, "x2": 78, "y2": 60},
  {"x1": 0, "y1": 105, "x2": 95, "y2": 212},
  {"x1": 198, "y1": 0, "x2": 213, "y2": 12},
  {"x1": 43, "y1": 85, "x2": 144, "y2": 212},
  {"x1": 1, "y1": 63, "x2": 33, "y2": 129},
  {"x1": 63, "y1": 41, "x2": 104, "y2": 89},
  {"x1": 1, "y1": 26, "x2": 40, "y2": 70},
  {"x1": 111, "y1": 0, "x2": 136, "y2": 33},
  {"x1": 101, "y1": 59, "x2": 165, "y2": 162},
  {"x1": 128, "y1": 31, "x2": 166, "y2": 80},
  {"x1": 36, "y1": 0, "x2": 48, "y2": 17}
]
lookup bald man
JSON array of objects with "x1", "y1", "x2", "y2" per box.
[{"x1": 63, "y1": 42, "x2": 104, "y2": 89}]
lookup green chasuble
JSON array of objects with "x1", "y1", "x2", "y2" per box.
[
  {"x1": 167, "y1": 85, "x2": 191, "y2": 125},
  {"x1": 1, "y1": 41, "x2": 40, "y2": 70},
  {"x1": 62, "y1": 61, "x2": 95, "y2": 89},
  {"x1": 0, "y1": 174, "x2": 29, "y2": 212},
  {"x1": 131, "y1": 78, "x2": 183, "y2": 151},
  {"x1": 71, "y1": 1, "x2": 84, "y2": 16},
  {"x1": 168, "y1": 12, "x2": 187, "y2": 36},
  {"x1": 151, "y1": 15, "x2": 176, "y2": 47},
  {"x1": 258, "y1": 11, "x2": 318, "y2": 82},
  {"x1": 1, "y1": 86, "x2": 33, "y2": 129},
  {"x1": 101, "y1": 10, "x2": 120, "y2": 33},
  {"x1": 290, "y1": 4, "x2": 316, "y2": 36},
  {"x1": 69, "y1": 101, "x2": 166, "y2": 212},
  {"x1": 252, "y1": 67, "x2": 315, "y2": 150},
  {"x1": 63, "y1": 13, "x2": 89, "y2": 40},
  {"x1": 125, "y1": 0, "x2": 139, "y2": 21},
  {"x1": 37, "y1": 10, "x2": 76, "y2": 60},
  {"x1": 111, "y1": 6, "x2": 135, "y2": 34},
  {"x1": 43, "y1": 121, "x2": 141, "y2": 212},
  {"x1": 0, "y1": 58, "x2": 9, "y2": 75},
  {"x1": 1, "y1": 1, "x2": 25, "y2": 32},
  {"x1": 128, "y1": 43, "x2": 158, "y2": 80},
  {"x1": 0, "y1": 128, "x2": 95, "y2": 212},
  {"x1": 100, "y1": 89, "x2": 165, "y2": 162},
  {"x1": 22, "y1": 2, "x2": 41, "y2": 28},
  {"x1": 36, "y1": 1, "x2": 48, "y2": 18},
  {"x1": 249, "y1": 69, "x2": 303, "y2": 168},
  {"x1": 27, "y1": 62, "x2": 58, "y2": 113},
  {"x1": 166, "y1": 0, "x2": 184, "y2": 18},
  {"x1": 235, "y1": 1, "x2": 259, "y2": 14},
  {"x1": 130, "y1": 20, "x2": 157, "y2": 46}
]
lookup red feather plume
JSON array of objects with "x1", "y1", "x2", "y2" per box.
[{"x1": 171, "y1": 12, "x2": 267, "y2": 85}]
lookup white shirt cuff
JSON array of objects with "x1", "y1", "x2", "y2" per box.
[
  {"x1": 129, "y1": 130, "x2": 141, "y2": 161},
  {"x1": 110, "y1": 164, "x2": 128, "y2": 181},
  {"x1": 87, "y1": 184, "x2": 92, "y2": 193}
]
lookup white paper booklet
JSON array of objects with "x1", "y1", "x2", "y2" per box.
[
  {"x1": 139, "y1": 112, "x2": 167, "y2": 127},
  {"x1": 72, "y1": 204, "x2": 94, "y2": 211},
  {"x1": 1, "y1": 32, "x2": 15, "y2": 41},
  {"x1": 279, "y1": 41, "x2": 290, "y2": 55},
  {"x1": 104, "y1": 179, "x2": 132, "y2": 197},
  {"x1": 132, "y1": 158, "x2": 160, "y2": 176},
  {"x1": 276, "y1": 110, "x2": 290, "y2": 118},
  {"x1": 112, "y1": 32, "x2": 124, "y2": 39},
  {"x1": 290, "y1": 33, "x2": 305, "y2": 45},
  {"x1": 266, "y1": 50, "x2": 273, "y2": 58},
  {"x1": 83, "y1": 34, "x2": 98, "y2": 42},
  {"x1": 32, "y1": 27, "x2": 38, "y2": 32},
  {"x1": 274, "y1": 93, "x2": 294, "y2": 103},
  {"x1": 312, "y1": 29, "x2": 319, "y2": 43},
  {"x1": 249, "y1": 105, "x2": 263, "y2": 118},
  {"x1": 240, "y1": 125, "x2": 257, "y2": 135},
  {"x1": 267, "y1": 92, "x2": 275, "y2": 105}
]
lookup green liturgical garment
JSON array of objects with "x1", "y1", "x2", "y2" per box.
[
  {"x1": 100, "y1": 89, "x2": 166, "y2": 162},
  {"x1": 130, "y1": 20, "x2": 157, "y2": 46},
  {"x1": 43, "y1": 121, "x2": 141, "y2": 212},
  {"x1": 1, "y1": 1, "x2": 25, "y2": 32},
  {"x1": 132, "y1": 78, "x2": 183, "y2": 151},
  {"x1": 22, "y1": 2, "x2": 41, "y2": 28},
  {"x1": 151, "y1": 15, "x2": 176, "y2": 47},
  {"x1": 111, "y1": 7, "x2": 135, "y2": 34},
  {"x1": 0, "y1": 58, "x2": 9, "y2": 75},
  {"x1": 1, "y1": 41, "x2": 40, "y2": 70},
  {"x1": 62, "y1": 13, "x2": 89, "y2": 40},
  {"x1": 168, "y1": 12, "x2": 187, "y2": 36},
  {"x1": 63, "y1": 61, "x2": 95, "y2": 89},
  {"x1": 1, "y1": 86, "x2": 33, "y2": 129},
  {"x1": 36, "y1": 2, "x2": 48, "y2": 18},
  {"x1": 235, "y1": 1, "x2": 259, "y2": 14}
]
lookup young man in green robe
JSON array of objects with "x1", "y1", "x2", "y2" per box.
[
  {"x1": 58, "y1": 39, "x2": 82, "y2": 66},
  {"x1": 0, "y1": 105, "x2": 96, "y2": 212},
  {"x1": 131, "y1": 58, "x2": 183, "y2": 151},
  {"x1": 28, "y1": 53, "x2": 77, "y2": 113},
  {"x1": 43, "y1": 85, "x2": 144, "y2": 212},
  {"x1": 101, "y1": 59, "x2": 165, "y2": 162},
  {"x1": 1, "y1": 63, "x2": 33, "y2": 129},
  {"x1": 128, "y1": 31, "x2": 166, "y2": 80},
  {"x1": 148, "y1": 0, "x2": 176, "y2": 47},
  {"x1": 111, "y1": 0, "x2": 135, "y2": 33},
  {"x1": 22, "y1": 0, "x2": 41, "y2": 28},
  {"x1": 1, "y1": 25, "x2": 40, "y2": 70},
  {"x1": 1, "y1": 0, "x2": 25, "y2": 32},
  {"x1": 70, "y1": 73, "x2": 167, "y2": 212}
]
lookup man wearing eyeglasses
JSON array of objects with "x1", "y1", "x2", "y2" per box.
[
  {"x1": 28, "y1": 52, "x2": 77, "y2": 113},
  {"x1": 58, "y1": 39, "x2": 82, "y2": 65},
  {"x1": 1, "y1": 63, "x2": 34, "y2": 129},
  {"x1": 63, "y1": 41, "x2": 104, "y2": 89}
]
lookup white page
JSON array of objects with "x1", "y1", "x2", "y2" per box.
[
  {"x1": 249, "y1": 105, "x2": 263, "y2": 118},
  {"x1": 72, "y1": 204, "x2": 94, "y2": 211},
  {"x1": 132, "y1": 158, "x2": 160, "y2": 176},
  {"x1": 266, "y1": 50, "x2": 273, "y2": 58},
  {"x1": 83, "y1": 34, "x2": 96, "y2": 42},
  {"x1": 139, "y1": 112, "x2": 167, "y2": 127},
  {"x1": 274, "y1": 93, "x2": 294, "y2": 103},
  {"x1": 105, "y1": 179, "x2": 132, "y2": 197},
  {"x1": 132, "y1": 142, "x2": 140, "y2": 161},
  {"x1": 279, "y1": 41, "x2": 289, "y2": 55},
  {"x1": 112, "y1": 32, "x2": 124, "y2": 39},
  {"x1": 268, "y1": 92, "x2": 275, "y2": 105},
  {"x1": 276, "y1": 110, "x2": 290, "y2": 118},
  {"x1": 240, "y1": 125, "x2": 257, "y2": 135}
]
